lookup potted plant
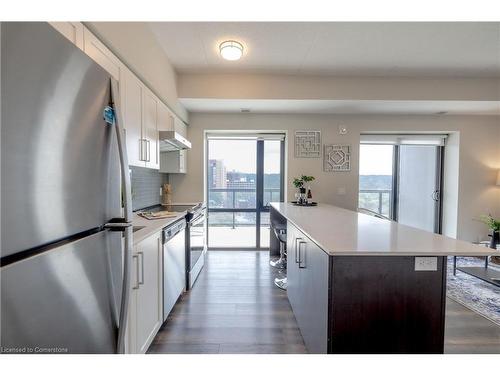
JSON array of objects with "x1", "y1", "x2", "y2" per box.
[
  {"x1": 293, "y1": 175, "x2": 315, "y2": 194},
  {"x1": 293, "y1": 175, "x2": 315, "y2": 204},
  {"x1": 293, "y1": 177, "x2": 306, "y2": 194},
  {"x1": 479, "y1": 214, "x2": 500, "y2": 249}
]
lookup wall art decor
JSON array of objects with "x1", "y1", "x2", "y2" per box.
[
  {"x1": 295, "y1": 130, "x2": 321, "y2": 158},
  {"x1": 324, "y1": 144, "x2": 351, "y2": 172}
]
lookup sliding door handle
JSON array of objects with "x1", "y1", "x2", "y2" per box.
[{"x1": 431, "y1": 190, "x2": 440, "y2": 202}]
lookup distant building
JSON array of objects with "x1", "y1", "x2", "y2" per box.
[
  {"x1": 226, "y1": 171, "x2": 256, "y2": 189},
  {"x1": 208, "y1": 159, "x2": 227, "y2": 189}
]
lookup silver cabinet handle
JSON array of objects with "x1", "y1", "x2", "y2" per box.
[
  {"x1": 139, "y1": 139, "x2": 145, "y2": 161},
  {"x1": 139, "y1": 139, "x2": 149, "y2": 161},
  {"x1": 298, "y1": 241, "x2": 307, "y2": 269},
  {"x1": 295, "y1": 237, "x2": 302, "y2": 263},
  {"x1": 132, "y1": 254, "x2": 140, "y2": 289},
  {"x1": 138, "y1": 251, "x2": 145, "y2": 285},
  {"x1": 147, "y1": 140, "x2": 151, "y2": 162}
]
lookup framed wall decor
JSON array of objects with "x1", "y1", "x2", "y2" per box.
[
  {"x1": 324, "y1": 144, "x2": 351, "y2": 172},
  {"x1": 295, "y1": 130, "x2": 321, "y2": 158}
]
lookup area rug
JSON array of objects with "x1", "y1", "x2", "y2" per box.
[{"x1": 446, "y1": 256, "x2": 500, "y2": 326}]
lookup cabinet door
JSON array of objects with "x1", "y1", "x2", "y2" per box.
[
  {"x1": 286, "y1": 223, "x2": 329, "y2": 354},
  {"x1": 143, "y1": 90, "x2": 159, "y2": 169},
  {"x1": 123, "y1": 70, "x2": 144, "y2": 167},
  {"x1": 82, "y1": 27, "x2": 127, "y2": 129},
  {"x1": 286, "y1": 224, "x2": 301, "y2": 323},
  {"x1": 135, "y1": 232, "x2": 163, "y2": 354},
  {"x1": 83, "y1": 27, "x2": 124, "y2": 82},
  {"x1": 174, "y1": 117, "x2": 187, "y2": 137},
  {"x1": 49, "y1": 22, "x2": 84, "y2": 50},
  {"x1": 299, "y1": 239, "x2": 329, "y2": 354},
  {"x1": 157, "y1": 102, "x2": 173, "y2": 131},
  {"x1": 178, "y1": 150, "x2": 187, "y2": 173}
]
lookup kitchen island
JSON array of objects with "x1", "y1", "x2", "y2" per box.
[{"x1": 270, "y1": 202, "x2": 496, "y2": 354}]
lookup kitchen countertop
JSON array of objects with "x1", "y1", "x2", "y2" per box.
[
  {"x1": 132, "y1": 211, "x2": 187, "y2": 245},
  {"x1": 271, "y1": 202, "x2": 498, "y2": 256}
]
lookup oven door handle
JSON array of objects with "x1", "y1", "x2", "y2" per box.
[{"x1": 190, "y1": 214, "x2": 205, "y2": 226}]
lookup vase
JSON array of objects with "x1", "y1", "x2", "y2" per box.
[{"x1": 489, "y1": 230, "x2": 500, "y2": 249}]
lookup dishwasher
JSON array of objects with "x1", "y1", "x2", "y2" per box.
[{"x1": 162, "y1": 219, "x2": 186, "y2": 321}]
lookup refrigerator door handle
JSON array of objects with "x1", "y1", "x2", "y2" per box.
[{"x1": 110, "y1": 79, "x2": 133, "y2": 354}]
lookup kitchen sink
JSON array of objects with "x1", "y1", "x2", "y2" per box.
[{"x1": 132, "y1": 226, "x2": 145, "y2": 233}]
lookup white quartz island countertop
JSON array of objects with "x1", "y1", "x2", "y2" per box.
[{"x1": 271, "y1": 202, "x2": 498, "y2": 256}]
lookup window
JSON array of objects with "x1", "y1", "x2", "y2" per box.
[{"x1": 206, "y1": 134, "x2": 285, "y2": 248}]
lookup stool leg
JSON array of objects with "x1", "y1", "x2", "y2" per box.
[
  {"x1": 274, "y1": 276, "x2": 287, "y2": 290},
  {"x1": 270, "y1": 241, "x2": 287, "y2": 269}
]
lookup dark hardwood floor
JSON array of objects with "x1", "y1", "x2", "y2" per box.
[{"x1": 148, "y1": 251, "x2": 500, "y2": 354}]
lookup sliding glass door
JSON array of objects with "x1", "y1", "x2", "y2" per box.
[
  {"x1": 207, "y1": 135, "x2": 284, "y2": 249},
  {"x1": 397, "y1": 145, "x2": 442, "y2": 233},
  {"x1": 358, "y1": 135, "x2": 444, "y2": 233}
]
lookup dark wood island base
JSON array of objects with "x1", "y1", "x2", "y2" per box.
[
  {"x1": 328, "y1": 256, "x2": 447, "y2": 353},
  {"x1": 286, "y1": 220, "x2": 447, "y2": 354}
]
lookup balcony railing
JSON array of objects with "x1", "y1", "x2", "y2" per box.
[
  {"x1": 358, "y1": 189, "x2": 392, "y2": 217},
  {"x1": 208, "y1": 187, "x2": 280, "y2": 229}
]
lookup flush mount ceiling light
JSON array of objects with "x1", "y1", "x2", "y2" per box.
[{"x1": 219, "y1": 40, "x2": 243, "y2": 61}]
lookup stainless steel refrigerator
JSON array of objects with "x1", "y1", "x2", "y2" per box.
[{"x1": 1, "y1": 22, "x2": 133, "y2": 353}]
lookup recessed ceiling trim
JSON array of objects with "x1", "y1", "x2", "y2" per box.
[{"x1": 179, "y1": 98, "x2": 500, "y2": 115}]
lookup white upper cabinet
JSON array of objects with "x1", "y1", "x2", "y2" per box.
[
  {"x1": 157, "y1": 102, "x2": 173, "y2": 132},
  {"x1": 83, "y1": 27, "x2": 124, "y2": 82},
  {"x1": 123, "y1": 69, "x2": 144, "y2": 167},
  {"x1": 52, "y1": 22, "x2": 185, "y2": 171},
  {"x1": 143, "y1": 89, "x2": 159, "y2": 170},
  {"x1": 174, "y1": 117, "x2": 187, "y2": 137},
  {"x1": 49, "y1": 22, "x2": 84, "y2": 50}
]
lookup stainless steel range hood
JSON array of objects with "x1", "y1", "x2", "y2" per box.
[{"x1": 159, "y1": 131, "x2": 192, "y2": 152}]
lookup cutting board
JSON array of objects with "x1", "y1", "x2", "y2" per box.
[{"x1": 138, "y1": 211, "x2": 178, "y2": 220}]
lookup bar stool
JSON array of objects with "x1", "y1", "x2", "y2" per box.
[
  {"x1": 270, "y1": 225, "x2": 287, "y2": 269},
  {"x1": 270, "y1": 225, "x2": 287, "y2": 290}
]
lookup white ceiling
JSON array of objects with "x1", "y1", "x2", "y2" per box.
[
  {"x1": 149, "y1": 22, "x2": 500, "y2": 77},
  {"x1": 179, "y1": 99, "x2": 500, "y2": 115}
]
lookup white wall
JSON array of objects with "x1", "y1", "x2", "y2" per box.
[
  {"x1": 169, "y1": 113, "x2": 500, "y2": 242},
  {"x1": 86, "y1": 22, "x2": 188, "y2": 122}
]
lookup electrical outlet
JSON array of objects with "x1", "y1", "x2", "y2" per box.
[
  {"x1": 337, "y1": 187, "x2": 346, "y2": 195},
  {"x1": 414, "y1": 257, "x2": 438, "y2": 271}
]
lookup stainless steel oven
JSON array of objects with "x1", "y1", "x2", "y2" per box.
[{"x1": 186, "y1": 205, "x2": 206, "y2": 289}]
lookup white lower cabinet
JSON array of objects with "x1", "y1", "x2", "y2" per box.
[
  {"x1": 128, "y1": 231, "x2": 163, "y2": 354},
  {"x1": 287, "y1": 223, "x2": 329, "y2": 354}
]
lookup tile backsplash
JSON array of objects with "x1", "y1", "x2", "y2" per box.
[{"x1": 130, "y1": 166, "x2": 169, "y2": 211}]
